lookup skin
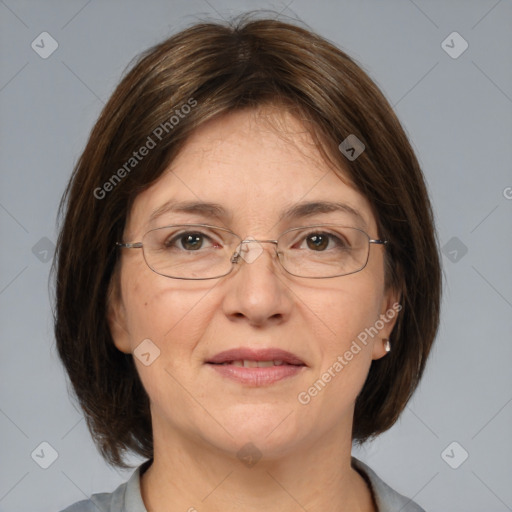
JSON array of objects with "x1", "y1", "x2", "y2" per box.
[{"x1": 108, "y1": 106, "x2": 399, "y2": 512}]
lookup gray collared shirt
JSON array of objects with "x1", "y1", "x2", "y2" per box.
[{"x1": 60, "y1": 457, "x2": 426, "y2": 512}]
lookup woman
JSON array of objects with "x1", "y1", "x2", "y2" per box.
[{"x1": 54, "y1": 13, "x2": 441, "y2": 512}]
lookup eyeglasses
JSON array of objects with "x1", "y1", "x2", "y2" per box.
[{"x1": 116, "y1": 223, "x2": 388, "y2": 280}]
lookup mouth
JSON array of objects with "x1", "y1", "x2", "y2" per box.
[
  {"x1": 206, "y1": 348, "x2": 306, "y2": 386},
  {"x1": 212, "y1": 359, "x2": 299, "y2": 368}
]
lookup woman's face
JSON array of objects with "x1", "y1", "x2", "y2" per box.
[{"x1": 109, "y1": 106, "x2": 398, "y2": 459}]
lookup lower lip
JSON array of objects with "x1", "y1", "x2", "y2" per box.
[{"x1": 207, "y1": 363, "x2": 305, "y2": 386}]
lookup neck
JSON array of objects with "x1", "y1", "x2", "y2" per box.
[{"x1": 140, "y1": 423, "x2": 376, "y2": 512}]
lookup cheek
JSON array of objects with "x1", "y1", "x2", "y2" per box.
[
  {"x1": 123, "y1": 272, "x2": 218, "y2": 353},
  {"x1": 311, "y1": 278, "x2": 384, "y2": 351},
  {"x1": 122, "y1": 279, "x2": 217, "y2": 403},
  {"x1": 300, "y1": 283, "x2": 382, "y2": 408}
]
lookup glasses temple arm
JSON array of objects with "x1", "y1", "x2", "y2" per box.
[{"x1": 116, "y1": 242, "x2": 143, "y2": 249}]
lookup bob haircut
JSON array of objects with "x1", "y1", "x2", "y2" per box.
[{"x1": 53, "y1": 13, "x2": 441, "y2": 468}]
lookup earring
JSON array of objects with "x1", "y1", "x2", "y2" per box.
[{"x1": 384, "y1": 338, "x2": 391, "y2": 353}]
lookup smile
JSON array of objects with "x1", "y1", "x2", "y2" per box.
[
  {"x1": 206, "y1": 348, "x2": 306, "y2": 386},
  {"x1": 216, "y1": 359, "x2": 292, "y2": 367},
  {"x1": 207, "y1": 362, "x2": 305, "y2": 386}
]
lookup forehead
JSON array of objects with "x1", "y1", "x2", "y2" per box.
[{"x1": 125, "y1": 107, "x2": 377, "y2": 237}]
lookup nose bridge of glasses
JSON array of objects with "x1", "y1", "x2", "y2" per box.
[{"x1": 231, "y1": 238, "x2": 279, "y2": 265}]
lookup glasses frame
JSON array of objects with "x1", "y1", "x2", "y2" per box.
[{"x1": 116, "y1": 223, "x2": 388, "y2": 280}]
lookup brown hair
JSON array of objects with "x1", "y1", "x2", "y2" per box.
[{"x1": 52, "y1": 12, "x2": 441, "y2": 468}]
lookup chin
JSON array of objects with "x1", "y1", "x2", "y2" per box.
[{"x1": 207, "y1": 405, "x2": 304, "y2": 457}]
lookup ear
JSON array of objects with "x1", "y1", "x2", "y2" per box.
[
  {"x1": 371, "y1": 286, "x2": 402, "y2": 361},
  {"x1": 106, "y1": 274, "x2": 132, "y2": 355}
]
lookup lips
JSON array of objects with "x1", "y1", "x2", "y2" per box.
[
  {"x1": 206, "y1": 348, "x2": 306, "y2": 386},
  {"x1": 222, "y1": 360, "x2": 287, "y2": 367},
  {"x1": 206, "y1": 348, "x2": 306, "y2": 366}
]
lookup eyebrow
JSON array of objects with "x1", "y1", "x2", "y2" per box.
[
  {"x1": 147, "y1": 200, "x2": 231, "y2": 226},
  {"x1": 147, "y1": 199, "x2": 367, "y2": 229},
  {"x1": 281, "y1": 201, "x2": 366, "y2": 228}
]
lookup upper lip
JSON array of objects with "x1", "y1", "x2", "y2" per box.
[{"x1": 207, "y1": 348, "x2": 306, "y2": 366}]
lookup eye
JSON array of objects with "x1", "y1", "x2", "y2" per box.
[
  {"x1": 164, "y1": 230, "x2": 220, "y2": 251},
  {"x1": 296, "y1": 230, "x2": 351, "y2": 252},
  {"x1": 305, "y1": 233, "x2": 329, "y2": 251}
]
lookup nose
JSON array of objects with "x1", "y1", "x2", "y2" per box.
[
  {"x1": 222, "y1": 239, "x2": 293, "y2": 327},
  {"x1": 231, "y1": 238, "x2": 279, "y2": 266}
]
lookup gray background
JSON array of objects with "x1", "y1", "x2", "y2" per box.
[{"x1": 1, "y1": 0, "x2": 511, "y2": 511}]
